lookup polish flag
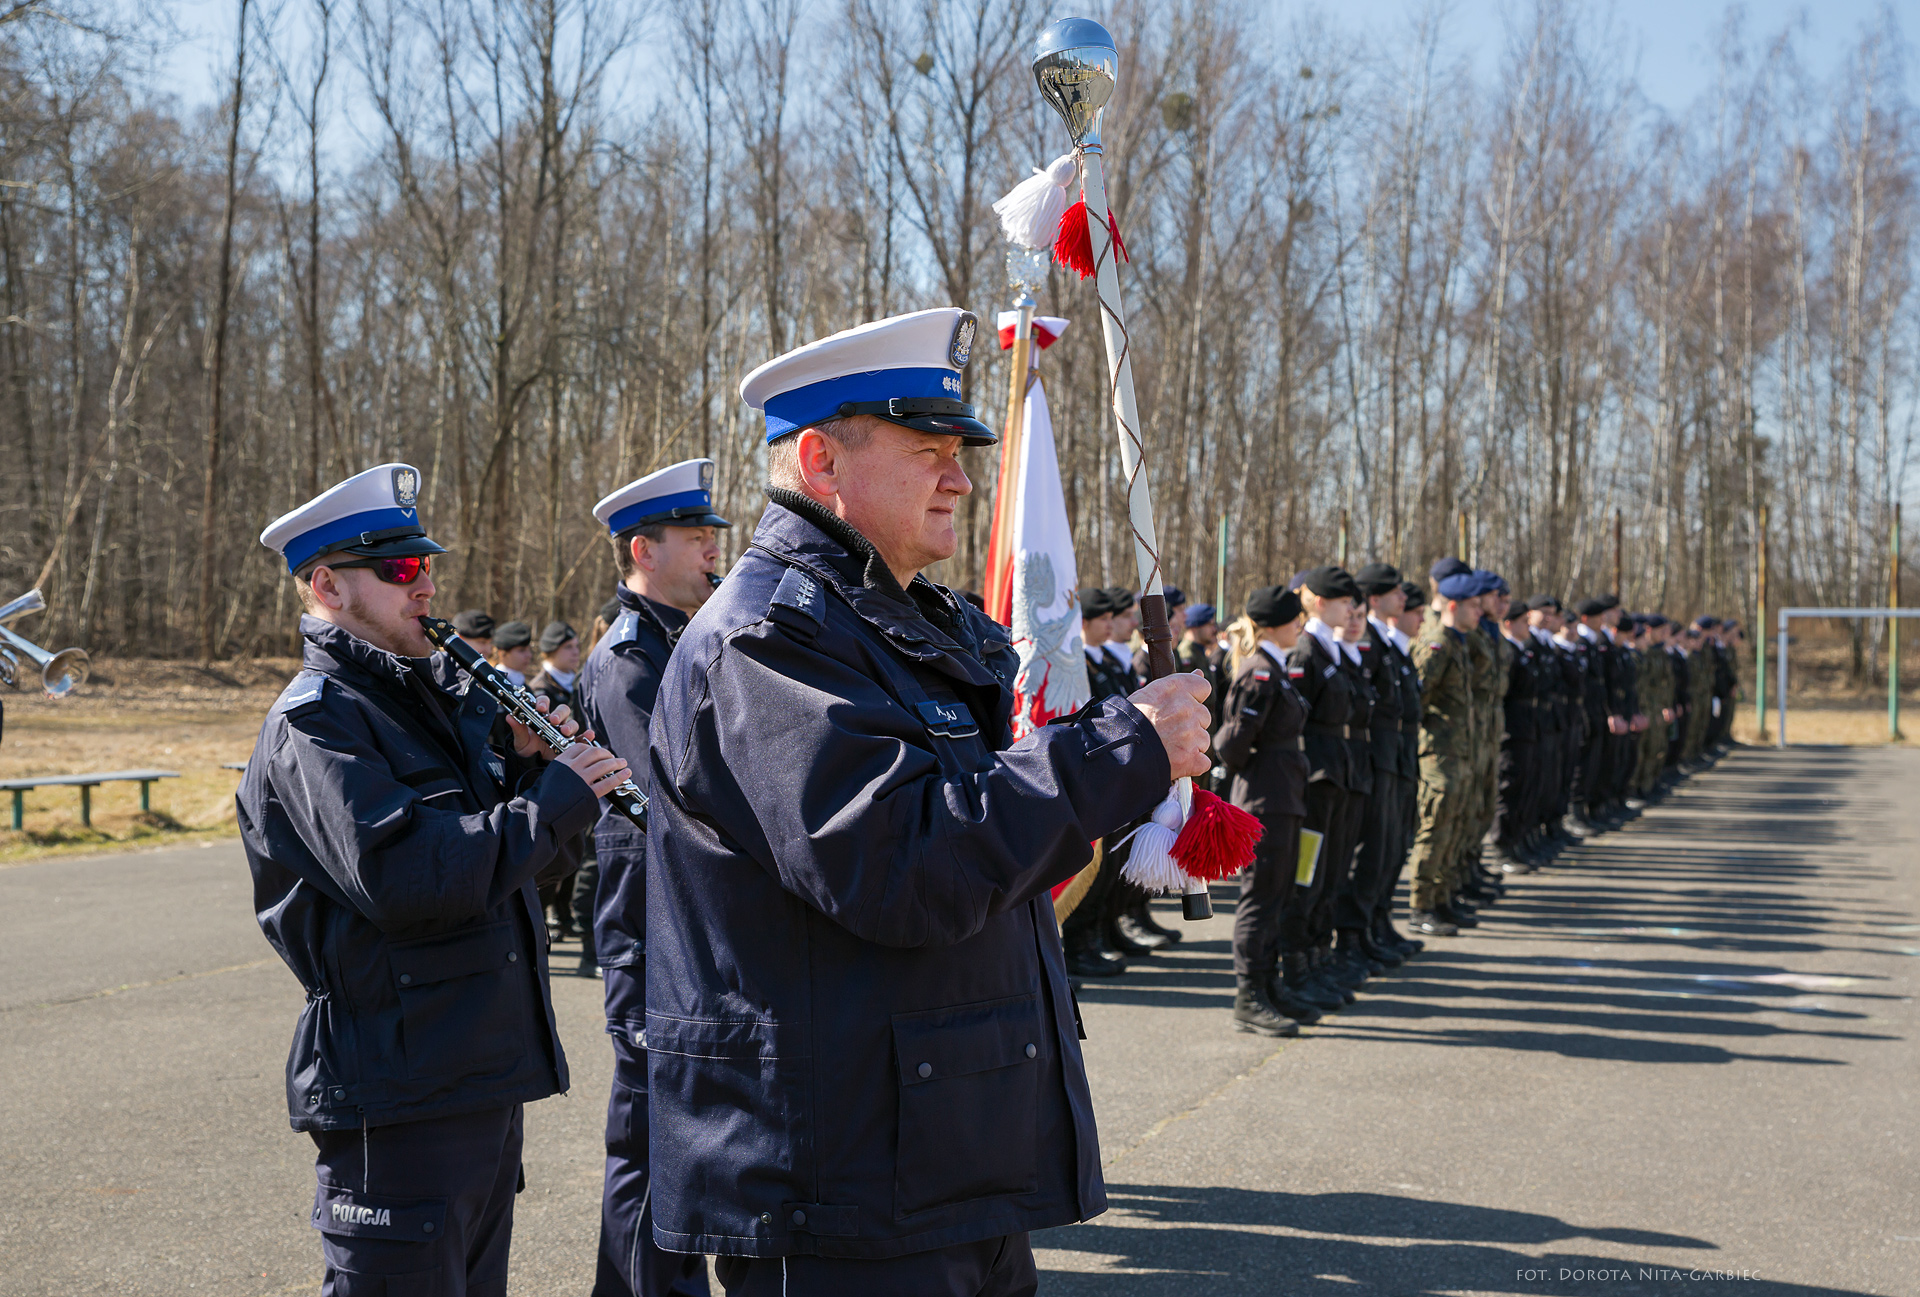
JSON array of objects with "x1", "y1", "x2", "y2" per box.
[
  {"x1": 996, "y1": 311, "x2": 1069, "y2": 351},
  {"x1": 986, "y1": 370, "x2": 1090, "y2": 741}
]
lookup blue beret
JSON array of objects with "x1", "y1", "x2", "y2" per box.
[{"x1": 1436, "y1": 572, "x2": 1480, "y2": 600}]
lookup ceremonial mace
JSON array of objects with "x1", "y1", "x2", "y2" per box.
[{"x1": 1034, "y1": 19, "x2": 1256, "y2": 919}]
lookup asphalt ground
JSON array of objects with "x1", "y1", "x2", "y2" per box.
[{"x1": 2, "y1": 744, "x2": 1914, "y2": 1295}]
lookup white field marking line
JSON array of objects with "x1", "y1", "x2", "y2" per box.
[
  {"x1": 1100, "y1": 1039, "x2": 1295, "y2": 1172},
  {"x1": 3, "y1": 956, "x2": 278, "y2": 1013}
]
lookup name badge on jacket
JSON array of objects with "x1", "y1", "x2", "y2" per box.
[{"x1": 916, "y1": 699, "x2": 979, "y2": 738}]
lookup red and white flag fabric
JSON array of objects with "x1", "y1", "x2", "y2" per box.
[
  {"x1": 996, "y1": 311, "x2": 1069, "y2": 352},
  {"x1": 988, "y1": 368, "x2": 1090, "y2": 740}
]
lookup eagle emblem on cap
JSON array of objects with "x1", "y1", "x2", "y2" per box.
[
  {"x1": 391, "y1": 467, "x2": 419, "y2": 509},
  {"x1": 700, "y1": 461, "x2": 714, "y2": 492},
  {"x1": 949, "y1": 313, "x2": 977, "y2": 369}
]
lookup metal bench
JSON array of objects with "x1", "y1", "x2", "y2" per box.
[{"x1": 0, "y1": 769, "x2": 181, "y2": 829}]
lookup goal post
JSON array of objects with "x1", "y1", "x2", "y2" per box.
[{"x1": 1774, "y1": 607, "x2": 1920, "y2": 748}]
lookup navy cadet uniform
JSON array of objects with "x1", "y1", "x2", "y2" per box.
[
  {"x1": 647, "y1": 309, "x2": 1174, "y2": 1295},
  {"x1": 577, "y1": 459, "x2": 729, "y2": 1297},
  {"x1": 529, "y1": 620, "x2": 601, "y2": 955},
  {"x1": 1211, "y1": 585, "x2": 1317, "y2": 1034},
  {"x1": 1342, "y1": 563, "x2": 1416, "y2": 964},
  {"x1": 1282, "y1": 567, "x2": 1364, "y2": 972},
  {"x1": 239, "y1": 464, "x2": 599, "y2": 1297}
]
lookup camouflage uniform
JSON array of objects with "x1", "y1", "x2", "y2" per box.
[
  {"x1": 1683, "y1": 647, "x2": 1714, "y2": 761},
  {"x1": 1634, "y1": 645, "x2": 1673, "y2": 793},
  {"x1": 1408, "y1": 618, "x2": 1475, "y2": 913},
  {"x1": 1459, "y1": 620, "x2": 1504, "y2": 891}
]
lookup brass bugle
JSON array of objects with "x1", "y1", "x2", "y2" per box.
[{"x1": 0, "y1": 590, "x2": 90, "y2": 697}]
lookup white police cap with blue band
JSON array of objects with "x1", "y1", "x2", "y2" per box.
[
  {"x1": 738, "y1": 307, "x2": 996, "y2": 446},
  {"x1": 592, "y1": 458, "x2": 732, "y2": 536},
  {"x1": 259, "y1": 463, "x2": 445, "y2": 574}
]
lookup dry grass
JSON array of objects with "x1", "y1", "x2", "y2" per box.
[{"x1": 0, "y1": 657, "x2": 299, "y2": 865}]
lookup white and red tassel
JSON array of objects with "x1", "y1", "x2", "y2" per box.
[
  {"x1": 1053, "y1": 200, "x2": 1129, "y2": 281},
  {"x1": 1118, "y1": 785, "x2": 1262, "y2": 893},
  {"x1": 992, "y1": 153, "x2": 1079, "y2": 251}
]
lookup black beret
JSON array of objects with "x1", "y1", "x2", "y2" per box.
[
  {"x1": 1526, "y1": 594, "x2": 1561, "y2": 612},
  {"x1": 1504, "y1": 598, "x2": 1528, "y2": 622},
  {"x1": 1597, "y1": 593, "x2": 1620, "y2": 611},
  {"x1": 452, "y1": 609, "x2": 496, "y2": 639},
  {"x1": 1105, "y1": 587, "x2": 1136, "y2": 614},
  {"x1": 1353, "y1": 562, "x2": 1402, "y2": 596},
  {"x1": 1430, "y1": 556, "x2": 1471, "y2": 582},
  {"x1": 1644, "y1": 613, "x2": 1668, "y2": 627},
  {"x1": 1078, "y1": 586, "x2": 1117, "y2": 618},
  {"x1": 1400, "y1": 580, "x2": 1428, "y2": 609},
  {"x1": 1575, "y1": 597, "x2": 1609, "y2": 617},
  {"x1": 539, "y1": 620, "x2": 577, "y2": 654},
  {"x1": 1246, "y1": 585, "x2": 1303, "y2": 628},
  {"x1": 1301, "y1": 565, "x2": 1364, "y2": 601},
  {"x1": 598, "y1": 596, "x2": 622, "y2": 624},
  {"x1": 1696, "y1": 615, "x2": 1720, "y2": 629},
  {"x1": 492, "y1": 619, "x2": 532, "y2": 650},
  {"x1": 1162, "y1": 584, "x2": 1185, "y2": 607}
]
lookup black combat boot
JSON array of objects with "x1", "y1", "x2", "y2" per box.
[
  {"x1": 1262, "y1": 966, "x2": 1325, "y2": 1024},
  {"x1": 1354, "y1": 924, "x2": 1404, "y2": 968},
  {"x1": 1282, "y1": 950, "x2": 1345, "y2": 1011},
  {"x1": 1377, "y1": 912, "x2": 1423, "y2": 955},
  {"x1": 1407, "y1": 909, "x2": 1459, "y2": 937},
  {"x1": 1233, "y1": 977, "x2": 1300, "y2": 1037},
  {"x1": 1103, "y1": 912, "x2": 1156, "y2": 958},
  {"x1": 1063, "y1": 922, "x2": 1126, "y2": 978},
  {"x1": 1435, "y1": 899, "x2": 1480, "y2": 929},
  {"x1": 1130, "y1": 893, "x2": 1183, "y2": 945},
  {"x1": 1336, "y1": 927, "x2": 1387, "y2": 975},
  {"x1": 1314, "y1": 942, "x2": 1365, "y2": 996}
]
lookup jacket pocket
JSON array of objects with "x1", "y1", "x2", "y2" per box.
[
  {"x1": 389, "y1": 921, "x2": 521, "y2": 1079},
  {"x1": 891, "y1": 993, "x2": 1041, "y2": 1219}
]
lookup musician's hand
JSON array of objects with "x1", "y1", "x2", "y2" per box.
[
  {"x1": 1130, "y1": 672, "x2": 1213, "y2": 780},
  {"x1": 557, "y1": 742, "x2": 629, "y2": 799},
  {"x1": 507, "y1": 695, "x2": 579, "y2": 758}
]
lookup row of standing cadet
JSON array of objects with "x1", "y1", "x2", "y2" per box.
[{"x1": 1048, "y1": 561, "x2": 1745, "y2": 1040}]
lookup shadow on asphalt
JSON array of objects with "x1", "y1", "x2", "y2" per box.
[
  {"x1": 1081, "y1": 750, "x2": 1909, "y2": 1065},
  {"x1": 1038, "y1": 1184, "x2": 1879, "y2": 1295}
]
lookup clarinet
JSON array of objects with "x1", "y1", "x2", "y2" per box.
[{"x1": 419, "y1": 614, "x2": 648, "y2": 830}]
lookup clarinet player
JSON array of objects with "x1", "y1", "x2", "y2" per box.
[{"x1": 238, "y1": 463, "x2": 630, "y2": 1297}]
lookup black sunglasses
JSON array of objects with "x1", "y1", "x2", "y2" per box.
[{"x1": 326, "y1": 554, "x2": 433, "y2": 585}]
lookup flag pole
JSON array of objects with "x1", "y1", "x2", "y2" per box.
[
  {"x1": 984, "y1": 293, "x2": 1035, "y2": 624},
  {"x1": 1037, "y1": 19, "x2": 1241, "y2": 920}
]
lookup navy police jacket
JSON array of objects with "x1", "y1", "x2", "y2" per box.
[
  {"x1": 577, "y1": 583, "x2": 688, "y2": 1049},
  {"x1": 644, "y1": 493, "x2": 1172, "y2": 1260},
  {"x1": 238, "y1": 616, "x2": 599, "y2": 1132}
]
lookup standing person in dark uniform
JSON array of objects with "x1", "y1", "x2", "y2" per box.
[
  {"x1": 530, "y1": 621, "x2": 587, "y2": 943},
  {"x1": 1061, "y1": 586, "x2": 1133, "y2": 978},
  {"x1": 531, "y1": 622, "x2": 599, "y2": 954},
  {"x1": 1342, "y1": 563, "x2": 1414, "y2": 968},
  {"x1": 240, "y1": 464, "x2": 627, "y2": 1297},
  {"x1": 577, "y1": 457, "x2": 729, "y2": 1297},
  {"x1": 1178, "y1": 602, "x2": 1225, "y2": 737},
  {"x1": 1213, "y1": 585, "x2": 1318, "y2": 1034},
  {"x1": 1492, "y1": 599, "x2": 1540, "y2": 874},
  {"x1": 1570, "y1": 597, "x2": 1619, "y2": 831},
  {"x1": 1282, "y1": 566, "x2": 1366, "y2": 1006},
  {"x1": 1111, "y1": 583, "x2": 1190, "y2": 952},
  {"x1": 647, "y1": 308, "x2": 1211, "y2": 1294},
  {"x1": 1523, "y1": 596, "x2": 1570, "y2": 860},
  {"x1": 1327, "y1": 596, "x2": 1382, "y2": 982}
]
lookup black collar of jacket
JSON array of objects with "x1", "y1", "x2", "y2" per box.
[
  {"x1": 757, "y1": 489, "x2": 979, "y2": 660},
  {"x1": 613, "y1": 582, "x2": 690, "y2": 644},
  {"x1": 299, "y1": 614, "x2": 462, "y2": 696}
]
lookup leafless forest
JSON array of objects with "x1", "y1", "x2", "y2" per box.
[{"x1": 0, "y1": 0, "x2": 1912, "y2": 674}]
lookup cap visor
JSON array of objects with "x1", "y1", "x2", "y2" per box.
[
  {"x1": 877, "y1": 412, "x2": 998, "y2": 447},
  {"x1": 342, "y1": 534, "x2": 447, "y2": 559}
]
